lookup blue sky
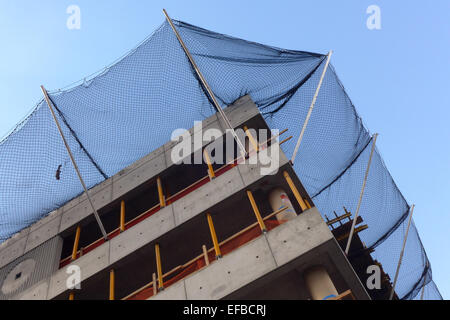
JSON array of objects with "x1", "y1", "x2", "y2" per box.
[{"x1": 0, "y1": 1, "x2": 448, "y2": 298}]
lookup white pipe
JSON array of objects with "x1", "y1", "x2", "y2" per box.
[
  {"x1": 291, "y1": 51, "x2": 333, "y2": 164},
  {"x1": 268, "y1": 188, "x2": 297, "y2": 221},
  {"x1": 304, "y1": 266, "x2": 338, "y2": 300},
  {"x1": 345, "y1": 133, "x2": 378, "y2": 255},
  {"x1": 41, "y1": 85, "x2": 108, "y2": 241},
  {"x1": 389, "y1": 204, "x2": 415, "y2": 300}
]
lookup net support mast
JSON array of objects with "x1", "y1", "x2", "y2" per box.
[
  {"x1": 163, "y1": 9, "x2": 247, "y2": 158},
  {"x1": 345, "y1": 133, "x2": 378, "y2": 255},
  {"x1": 41, "y1": 85, "x2": 109, "y2": 241},
  {"x1": 389, "y1": 204, "x2": 415, "y2": 300},
  {"x1": 291, "y1": 50, "x2": 332, "y2": 164},
  {"x1": 420, "y1": 260, "x2": 429, "y2": 300}
]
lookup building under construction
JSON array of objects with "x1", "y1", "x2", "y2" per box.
[{"x1": 0, "y1": 14, "x2": 442, "y2": 300}]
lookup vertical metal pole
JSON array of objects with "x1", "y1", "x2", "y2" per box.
[
  {"x1": 71, "y1": 226, "x2": 81, "y2": 261},
  {"x1": 40, "y1": 86, "x2": 108, "y2": 241},
  {"x1": 291, "y1": 51, "x2": 333, "y2": 164},
  {"x1": 162, "y1": 9, "x2": 247, "y2": 159},
  {"x1": 202, "y1": 245, "x2": 210, "y2": 266},
  {"x1": 155, "y1": 243, "x2": 164, "y2": 290},
  {"x1": 156, "y1": 177, "x2": 166, "y2": 208},
  {"x1": 246, "y1": 191, "x2": 267, "y2": 233},
  {"x1": 345, "y1": 134, "x2": 378, "y2": 255},
  {"x1": 389, "y1": 204, "x2": 415, "y2": 300},
  {"x1": 109, "y1": 269, "x2": 115, "y2": 301},
  {"x1": 152, "y1": 273, "x2": 157, "y2": 295},
  {"x1": 420, "y1": 261, "x2": 428, "y2": 300},
  {"x1": 120, "y1": 200, "x2": 126, "y2": 232},
  {"x1": 206, "y1": 213, "x2": 222, "y2": 259},
  {"x1": 283, "y1": 171, "x2": 308, "y2": 211}
]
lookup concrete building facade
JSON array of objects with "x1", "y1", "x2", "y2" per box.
[{"x1": 0, "y1": 95, "x2": 370, "y2": 300}]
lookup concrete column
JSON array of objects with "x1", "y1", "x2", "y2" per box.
[
  {"x1": 269, "y1": 188, "x2": 297, "y2": 222},
  {"x1": 304, "y1": 266, "x2": 338, "y2": 300}
]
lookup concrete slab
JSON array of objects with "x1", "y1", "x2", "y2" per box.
[
  {"x1": 164, "y1": 114, "x2": 221, "y2": 152},
  {"x1": 115, "y1": 145, "x2": 165, "y2": 180},
  {"x1": 164, "y1": 119, "x2": 224, "y2": 167},
  {"x1": 29, "y1": 209, "x2": 62, "y2": 233},
  {"x1": 184, "y1": 236, "x2": 277, "y2": 300},
  {"x1": 25, "y1": 215, "x2": 62, "y2": 252},
  {"x1": 265, "y1": 207, "x2": 334, "y2": 267},
  {"x1": 77, "y1": 178, "x2": 113, "y2": 204},
  {"x1": 12, "y1": 278, "x2": 49, "y2": 300},
  {"x1": 0, "y1": 236, "x2": 28, "y2": 269},
  {"x1": 219, "y1": 95, "x2": 260, "y2": 129},
  {"x1": 59, "y1": 183, "x2": 113, "y2": 232},
  {"x1": 0, "y1": 226, "x2": 29, "y2": 254},
  {"x1": 172, "y1": 167, "x2": 245, "y2": 226},
  {"x1": 110, "y1": 206, "x2": 175, "y2": 264},
  {"x1": 112, "y1": 153, "x2": 166, "y2": 200},
  {"x1": 47, "y1": 241, "x2": 110, "y2": 299},
  {"x1": 237, "y1": 143, "x2": 289, "y2": 186}
]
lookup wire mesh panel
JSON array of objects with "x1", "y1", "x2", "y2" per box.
[{"x1": 0, "y1": 19, "x2": 442, "y2": 299}]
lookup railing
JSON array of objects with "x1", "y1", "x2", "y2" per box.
[{"x1": 122, "y1": 205, "x2": 289, "y2": 300}]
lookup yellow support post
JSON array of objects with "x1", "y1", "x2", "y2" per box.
[
  {"x1": 109, "y1": 269, "x2": 115, "y2": 301},
  {"x1": 246, "y1": 191, "x2": 267, "y2": 232},
  {"x1": 304, "y1": 198, "x2": 312, "y2": 209},
  {"x1": 244, "y1": 125, "x2": 259, "y2": 152},
  {"x1": 204, "y1": 149, "x2": 216, "y2": 180},
  {"x1": 71, "y1": 226, "x2": 81, "y2": 261},
  {"x1": 120, "y1": 200, "x2": 125, "y2": 232},
  {"x1": 202, "y1": 245, "x2": 210, "y2": 266},
  {"x1": 155, "y1": 243, "x2": 164, "y2": 290},
  {"x1": 206, "y1": 213, "x2": 222, "y2": 259},
  {"x1": 283, "y1": 171, "x2": 308, "y2": 211},
  {"x1": 69, "y1": 292, "x2": 74, "y2": 300},
  {"x1": 156, "y1": 177, "x2": 165, "y2": 208}
]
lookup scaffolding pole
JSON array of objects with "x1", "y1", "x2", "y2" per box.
[
  {"x1": 163, "y1": 9, "x2": 247, "y2": 159},
  {"x1": 41, "y1": 86, "x2": 108, "y2": 241},
  {"x1": 420, "y1": 261, "x2": 429, "y2": 300},
  {"x1": 345, "y1": 133, "x2": 378, "y2": 255},
  {"x1": 291, "y1": 51, "x2": 333, "y2": 164},
  {"x1": 389, "y1": 204, "x2": 415, "y2": 300}
]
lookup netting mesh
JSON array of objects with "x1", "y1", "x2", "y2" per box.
[{"x1": 0, "y1": 20, "x2": 441, "y2": 299}]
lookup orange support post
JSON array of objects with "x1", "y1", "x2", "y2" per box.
[
  {"x1": 246, "y1": 190, "x2": 267, "y2": 232},
  {"x1": 109, "y1": 269, "x2": 115, "y2": 300},
  {"x1": 120, "y1": 200, "x2": 125, "y2": 232},
  {"x1": 155, "y1": 244, "x2": 164, "y2": 290},
  {"x1": 71, "y1": 226, "x2": 81, "y2": 261},
  {"x1": 206, "y1": 213, "x2": 222, "y2": 259},
  {"x1": 283, "y1": 171, "x2": 308, "y2": 211},
  {"x1": 157, "y1": 177, "x2": 166, "y2": 208}
]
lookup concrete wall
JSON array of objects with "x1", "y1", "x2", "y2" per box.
[{"x1": 0, "y1": 237, "x2": 62, "y2": 300}]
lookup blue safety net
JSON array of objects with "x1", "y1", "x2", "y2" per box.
[{"x1": 0, "y1": 19, "x2": 441, "y2": 299}]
